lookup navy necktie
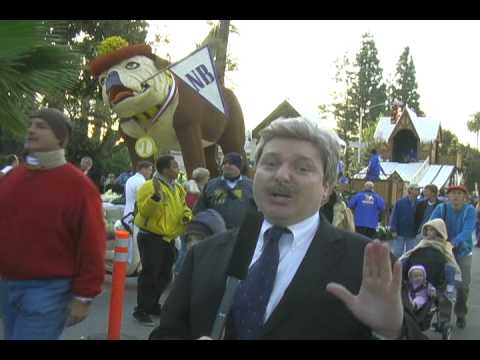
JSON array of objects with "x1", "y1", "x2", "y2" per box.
[{"x1": 231, "y1": 226, "x2": 289, "y2": 339}]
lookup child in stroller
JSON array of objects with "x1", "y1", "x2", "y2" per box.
[
  {"x1": 406, "y1": 265, "x2": 437, "y2": 312},
  {"x1": 399, "y1": 218, "x2": 461, "y2": 339}
]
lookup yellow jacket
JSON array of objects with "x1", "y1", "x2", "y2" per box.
[{"x1": 134, "y1": 179, "x2": 192, "y2": 241}]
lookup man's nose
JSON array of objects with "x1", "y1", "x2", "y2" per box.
[{"x1": 274, "y1": 162, "x2": 291, "y2": 181}]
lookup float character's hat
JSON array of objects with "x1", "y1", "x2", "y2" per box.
[{"x1": 89, "y1": 36, "x2": 153, "y2": 78}]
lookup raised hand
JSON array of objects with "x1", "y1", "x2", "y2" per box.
[{"x1": 326, "y1": 240, "x2": 403, "y2": 339}]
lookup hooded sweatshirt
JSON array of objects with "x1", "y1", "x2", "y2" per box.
[
  {"x1": 400, "y1": 218, "x2": 461, "y2": 286},
  {"x1": 430, "y1": 202, "x2": 475, "y2": 257}
]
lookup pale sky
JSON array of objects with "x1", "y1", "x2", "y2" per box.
[{"x1": 147, "y1": 20, "x2": 480, "y2": 147}]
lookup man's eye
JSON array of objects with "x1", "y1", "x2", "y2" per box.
[
  {"x1": 125, "y1": 61, "x2": 140, "y2": 70},
  {"x1": 296, "y1": 167, "x2": 310, "y2": 173},
  {"x1": 295, "y1": 163, "x2": 311, "y2": 172}
]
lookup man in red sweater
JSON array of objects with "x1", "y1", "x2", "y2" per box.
[{"x1": 0, "y1": 108, "x2": 106, "y2": 340}]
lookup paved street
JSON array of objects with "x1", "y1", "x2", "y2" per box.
[
  {"x1": 61, "y1": 274, "x2": 160, "y2": 340},
  {"x1": 2, "y1": 248, "x2": 480, "y2": 340}
]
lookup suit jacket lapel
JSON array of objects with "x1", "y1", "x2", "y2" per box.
[{"x1": 260, "y1": 215, "x2": 346, "y2": 337}]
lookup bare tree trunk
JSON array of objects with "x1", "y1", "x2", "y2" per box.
[
  {"x1": 98, "y1": 126, "x2": 120, "y2": 159},
  {"x1": 215, "y1": 20, "x2": 230, "y2": 87}
]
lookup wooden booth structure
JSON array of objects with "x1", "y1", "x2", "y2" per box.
[{"x1": 348, "y1": 104, "x2": 462, "y2": 225}]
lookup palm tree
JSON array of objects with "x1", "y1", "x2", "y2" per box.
[
  {"x1": 467, "y1": 112, "x2": 480, "y2": 150},
  {"x1": 0, "y1": 20, "x2": 81, "y2": 136}
]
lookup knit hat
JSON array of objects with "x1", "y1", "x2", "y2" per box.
[
  {"x1": 421, "y1": 218, "x2": 448, "y2": 242},
  {"x1": 30, "y1": 108, "x2": 72, "y2": 147},
  {"x1": 447, "y1": 184, "x2": 468, "y2": 194},
  {"x1": 222, "y1": 152, "x2": 242, "y2": 171},
  {"x1": 185, "y1": 222, "x2": 212, "y2": 237},
  {"x1": 408, "y1": 265, "x2": 426, "y2": 280},
  {"x1": 185, "y1": 209, "x2": 227, "y2": 237},
  {"x1": 408, "y1": 265, "x2": 427, "y2": 288}
]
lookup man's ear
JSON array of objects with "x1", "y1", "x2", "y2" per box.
[{"x1": 320, "y1": 184, "x2": 334, "y2": 207}]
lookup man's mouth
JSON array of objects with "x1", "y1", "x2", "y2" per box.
[{"x1": 269, "y1": 190, "x2": 294, "y2": 202}]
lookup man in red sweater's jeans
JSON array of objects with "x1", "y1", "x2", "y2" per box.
[{"x1": 0, "y1": 108, "x2": 106, "y2": 340}]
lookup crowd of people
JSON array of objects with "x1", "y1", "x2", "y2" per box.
[
  {"x1": 0, "y1": 108, "x2": 479, "y2": 340},
  {"x1": 345, "y1": 179, "x2": 477, "y2": 332}
]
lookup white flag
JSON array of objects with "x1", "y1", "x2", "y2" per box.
[{"x1": 169, "y1": 46, "x2": 227, "y2": 115}]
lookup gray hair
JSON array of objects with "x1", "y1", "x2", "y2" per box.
[
  {"x1": 408, "y1": 183, "x2": 420, "y2": 191},
  {"x1": 255, "y1": 117, "x2": 341, "y2": 188},
  {"x1": 192, "y1": 167, "x2": 210, "y2": 181},
  {"x1": 364, "y1": 181, "x2": 374, "y2": 191}
]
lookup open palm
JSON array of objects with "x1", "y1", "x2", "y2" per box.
[{"x1": 326, "y1": 240, "x2": 404, "y2": 339}]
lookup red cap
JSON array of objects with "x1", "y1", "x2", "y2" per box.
[{"x1": 447, "y1": 184, "x2": 468, "y2": 194}]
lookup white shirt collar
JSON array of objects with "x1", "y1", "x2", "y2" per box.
[
  {"x1": 223, "y1": 175, "x2": 242, "y2": 183},
  {"x1": 134, "y1": 171, "x2": 146, "y2": 180},
  {"x1": 260, "y1": 212, "x2": 320, "y2": 248},
  {"x1": 222, "y1": 175, "x2": 243, "y2": 189}
]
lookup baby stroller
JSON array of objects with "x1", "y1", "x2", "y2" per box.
[{"x1": 401, "y1": 246, "x2": 455, "y2": 340}]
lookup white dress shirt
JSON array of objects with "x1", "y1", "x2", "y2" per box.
[
  {"x1": 249, "y1": 212, "x2": 320, "y2": 322},
  {"x1": 123, "y1": 172, "x2": 146, "y2": 224}
]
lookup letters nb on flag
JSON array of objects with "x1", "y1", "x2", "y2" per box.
[{"x1": 170, "y1": 46, "x2": 227, "y2": 115}]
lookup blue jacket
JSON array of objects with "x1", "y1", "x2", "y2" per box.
[
  {"x1": 476, "y1": 208, "x2": 480, "y2": 244},
  {"x1": 348, "y1": 190, "x2": 385, "y2": 229},
  {"x1": 366, "y1": 154, "x2": 385, "y2": 181},
  {"x1": 390, "y1": 196, "x2": 419, "y2": 238},
  {"x1": 430, "y1": 203, "x2": 475, "y2": 258}
]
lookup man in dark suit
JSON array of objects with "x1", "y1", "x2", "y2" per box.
[{"x1": 149, "y1": 117, "x2": 425, "y2": 340}]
